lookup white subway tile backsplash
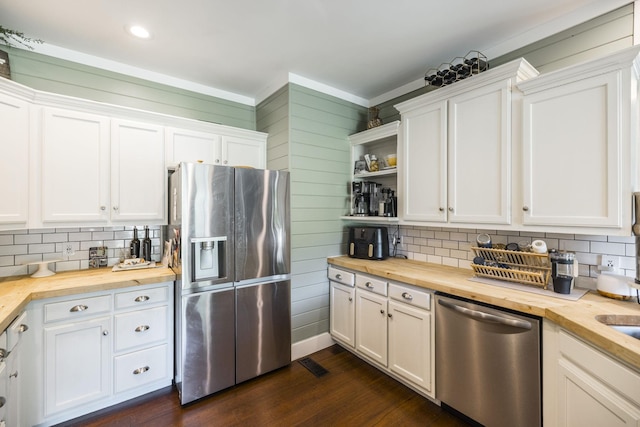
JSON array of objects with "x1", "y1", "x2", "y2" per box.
[
  {"x1": 0, "y1": 226, "x2": 163, "y2": 277},
  {"x1": 396, "y1": 225, "x2": 640, "y2": 290}
]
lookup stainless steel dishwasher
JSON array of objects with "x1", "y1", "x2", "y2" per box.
[{"x1": 435, "y1": 293, "x2": 541, "y2": 427}]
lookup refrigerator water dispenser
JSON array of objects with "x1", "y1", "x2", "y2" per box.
[{"x1": 191, "y1": 236, "x2": 227, "y2": 281}]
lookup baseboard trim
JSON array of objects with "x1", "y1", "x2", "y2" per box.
[{"x1": 291, "y1": 333, "x2": 334, "y2": 361}]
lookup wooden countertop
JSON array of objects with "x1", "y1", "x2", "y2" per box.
[
  {"x1": 328, "y1": 256, "x2": 640, "y2": 371},
  {"x1": 0, "y1": 267, "x2": 176, "y2": 332}
]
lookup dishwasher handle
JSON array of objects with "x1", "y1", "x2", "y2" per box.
[{"x1": 438, "y1": 298, "x2": 532, "y2": 330}]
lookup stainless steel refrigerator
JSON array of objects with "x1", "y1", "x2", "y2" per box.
[{"x1": 168, "y1": 162, "x2": 291, "y2": 405}]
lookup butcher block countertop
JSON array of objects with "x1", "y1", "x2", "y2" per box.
[
  {"x1": 328, "y1": 256, "x2": 640, "y2": 371},
  {"x1": 0, "y1": 267, "x2": 176, "y2": 332}
]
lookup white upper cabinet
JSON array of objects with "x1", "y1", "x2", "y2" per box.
[
  {"x1": 0, "y1": 92, "x2": 30, "y2": 229},
  {"x1": 40, "y1": 108, "x2": 110, "y2": 224},
  {"x1": 166, "y1": 127, "x2": 266, "y2": 170},
  {"x1": 518, "y1": 46, "x2": 640, "y2": 235},
  {"x1": 165, "y1": 127, "x2": 221, "y2": 167},
  {"x1": 222, "y1": 134, "x2": 266, "y2": 169},
  {"x1": 396, "y1": 58, "x2": 538, "y2": 227},
  {"x1": 111, "y1": 120, "x2": 165, "y2": 223}
]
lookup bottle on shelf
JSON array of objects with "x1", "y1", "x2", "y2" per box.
[
  {"x1": 130, "y1": 227, "x2": 141, "y2": 259},
  {"x1": 142, "y1": 226, "x2": 152, "y2": 262}
]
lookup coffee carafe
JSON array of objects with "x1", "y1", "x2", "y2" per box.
[
  {"x1": 550, "y1": 251, "x2": 575, "y2": 294},
  {"x1": 352, "y1": 181, "x2": 369, "y2": 216}
]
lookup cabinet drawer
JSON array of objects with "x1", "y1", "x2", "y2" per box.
[
  {"x1": 44, "y1": 295, "x2": 111, "y2": 323},
  {"x1": 115, "y1": 285, "x2": 169, "y2": 310},
  {"x1": 6, "y1": 311, "x2": 28, "y2": 351},
  {"x1": 389, "y1": 283, "x2": 431, "y2": 310},
  {"x1": 114, "y1": 306, "x2": 168, "y2": 352},
  {"x1": 114, "y1": 344, "x2": 168, "y2": 394},
  {"x1": 356, "y1": 273, "x2": 387, "y2": 296},
  {"x1": 328, "y1": 266, "x2": 355, "y2": 287}
]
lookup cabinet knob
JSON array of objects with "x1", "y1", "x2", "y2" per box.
[
  {"x1": 70, "y1": 304, "x2": 88, "y2": 312},
  {"x1": 388, "y1": 313, "x2": 393, "y2": 318},
  {"x1": 448, "y1": 207, "x2": 454, "y2": 212},
  {"x1": 366, "y1": 282, "x2": 374, "y2": 289},
  {"x1": 401, "y1": 292, "x2": 413, "y2": 301},
  {"x1": 103, "y1": 330, "x2": 109, "y2": 336},
  {"x1": 135, "y1": 295, "x2": 150, "y2": 303},
  {"x1": 18, "y1": 324, "x2": 28, "y2": 333},
  {"x1": 0, "y1": 396, "x2": 5, "y2": 409},
  {"x1": 113, "y1": 206, "x2": 119, "y2": 211},
  {"x1": 0, "y1": 348, "x2": 5, "y2": 359},
  {"x1": 348, "y1": 297, "x2": 353, "y2": 302},
  {"x1": 100, "y1": 206, "x2": 106, "y2": 211},
  {"x1": 335, "y1": 274, "x2": 342, "y2": 280},
  {"x1": 223, "y1": 160, "x2": 228, "y2": 165},
  {"x1": 439, "y1": 207, "x2": 445, "y2": 212},
  {"x1": 380, "y1": 309, "x2": 385, "y2": 315},
  {"x1": 523, "y1": 206, "x2": 529, "y2": 211},
  {"x1": 215, "y1": 159, "x2": 220, "y2": 164},
  {"x1": 135, "y1": 325, "x2": 150, "y2": 333},
  {"x1": 133, "y1": 366, "x2": 150, "y2": 375}
]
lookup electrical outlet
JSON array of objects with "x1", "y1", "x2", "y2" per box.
[
  {"x1": 63, "y1": 243, "x2": 75, "y2": 257},
  {"x1": 600, "y1": 255, "x2": 619, "y2": 270}
]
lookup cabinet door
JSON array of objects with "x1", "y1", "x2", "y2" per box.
[
  {"x1": 5, "y1": 342, "x2": 20, "y2": 427},
  {"x1": 522, "y1": 72, "x2": 621, "y2": 228},
  {"x1": 388, "y1": 300, "x2": 432, "y2": 394},
  {"x1": 44, "y1": 316, "x2": 111, "y2": 416},
  {"x1": 448, "y1": 79, "x2": 511, "y2": 224},
  {"x1": 329, "y1": 281, "x2": 355, "y2": 348},
  {"x1": 355, "y1": 289, "x2": 387, "y2": 366},
  {"x1": 111, "y1": 120, "x2": 165, "y2": 222},
  {"x1": 0, "y1": 93, "x2": 29, "y2": 228},
  {"x1": 400, "y1": 100, "x2": 447, "y2": 222},
  {"x1": 221, "y1": 135, "x2": 266, "y2": 169},
  {"x1": 165, "y1": 127, "x2": 221, "y2": 167},
  {"x1": 41, "y1": 108, "x2": 110, "y2": 223}
]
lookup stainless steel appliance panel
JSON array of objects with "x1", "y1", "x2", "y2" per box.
[
  {"x1": 234, "y1": 168, "x2": 290, "y2": 283},
  {"x1": 177, "y1": 287, "x2": 235, "y2": 405},
  {"x1": 435, "y1": 294, "x2": 541, "y2": 427},
  {"x1": 236, "y1": 280, "x2": 291, "y2": 383},
  {"x1": 169, "y1": 162, "x2": 234, "y2": 291}
]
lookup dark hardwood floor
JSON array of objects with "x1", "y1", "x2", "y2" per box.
[{"x1": 59, "y1": 345, "x2": 470, "y2": 427}]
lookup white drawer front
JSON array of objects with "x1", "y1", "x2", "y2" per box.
[
  {"x1": 114, "y1": 344, "x2": 168, "y2": 394},
  {"x1": 115, "y1": 286, "x2": 169, "y2": 310},
  {"x1": 328, "y1": 266, "x2": 355, "y2": 287},
  {"x1": 356, "y1": 273, "x2": 387, "y2": 296},
  {"x1": 389, "y1": 283, "x2": 431, "y2": 310},
  {"x1": 6, "y1": 311, "x2": 28, "y2": 351},
  {"x1": 114, "y1": 306, "x2": 168, "y2": 352},
  {"x1": 44, "y1": 295, "x2": 111, "y2": 323}
]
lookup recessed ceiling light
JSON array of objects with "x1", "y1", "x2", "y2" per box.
[{"x1": 127, "y1": 25, "x2": 151, "y2": 39}]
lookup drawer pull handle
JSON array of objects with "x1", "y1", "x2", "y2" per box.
[
  {"x1": 135, "y1": 325, "x2": 150, "y2": 332},
  {"x1": 401, "y1": 292, "x2": 413, "y2": 301},
  {"x1": 133, "y1": 366, "x2": 150, "y2": 375},
  {"x1": 18, "y1": 324, "x2": 28, "y2": 333},
  {"x1": 135, "y1": 296, "x2": 150, "y2": 303},
  {"x1": 335, "y1": 273, "x2": 342, "y2": 280},
  {"x1": 365, "y1": 282, "x2": 374, "y2": 289},
  {"x1": 9, "y1": 371, "x2": 18, "y2": 379},
  {"x1": 70, "y1": 304, "x2": 88, "y2": 312}
]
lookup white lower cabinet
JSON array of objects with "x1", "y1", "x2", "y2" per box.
[
  {"x1": 328, "y1": 266, "x2": 434, "y2": 398},
  {"x1": 23, "y1": 282, "x2": 173, "y2": 426},
  {"x1": 44, "y1": 316, "x2": 111, "y2": 415},
  {"x1": 543, "y1": 321, "x2": 640, "y2": 426}
]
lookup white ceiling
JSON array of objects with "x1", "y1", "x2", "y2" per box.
[{"x1": 0, "y1": 0, "x2": 631, "y2": 106}]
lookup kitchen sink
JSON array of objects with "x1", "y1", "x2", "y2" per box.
[{"x1": 595, "y1": 315, "x2": 640, "y2": 340}]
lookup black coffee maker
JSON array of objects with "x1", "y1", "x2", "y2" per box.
[{"x1": 352, "y1": 181, "x2": 381, "y2": 216}]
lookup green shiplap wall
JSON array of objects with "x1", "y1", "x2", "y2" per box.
[
  {"x1": 375, "y1": 4, "x2": 634, "y2": 124},
  {"x1": 258, "y1": 83, "x2": 367, "y2": 344},
  {"x1": 4, "y1": 47, "x2": 255, "y2": 129}
]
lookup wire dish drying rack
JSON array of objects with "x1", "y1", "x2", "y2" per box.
[{"x1": 470, "y1": 247, "x2": 551, "y2": 289}]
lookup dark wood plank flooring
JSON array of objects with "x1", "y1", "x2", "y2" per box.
[{"x1": 59, "y1": 345, "x2": 470, "y2": 427}]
